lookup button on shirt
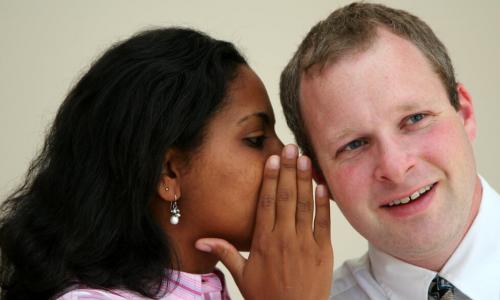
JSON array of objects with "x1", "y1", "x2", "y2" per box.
[
  {"x1": 330, "y1": 177, "x2": 500, "y2": 300},
  {"x1": 57, "y1": 269, "x2": 230, "y2": 300}
]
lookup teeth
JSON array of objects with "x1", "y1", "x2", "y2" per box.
[
  {"x1": 400, "y1": 197, "x2": 410, "y2": 204},
  {"x1": 387, "y1": 183, "x2": 434, "y2": 207},
  {"x1": 410, "y1": 192, "x2": 420, "y2": 200}
]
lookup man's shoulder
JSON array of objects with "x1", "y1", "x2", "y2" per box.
[
  {"x1": 330, "y1": 254, "x2": 369, "y2": 299},
  {"x1": 330, "y1": 254, "x2": 385, "y2": 300}
]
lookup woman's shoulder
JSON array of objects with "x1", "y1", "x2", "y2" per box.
[{"x1": 55, "y1": 288, "x2": 147, "y2": 300}]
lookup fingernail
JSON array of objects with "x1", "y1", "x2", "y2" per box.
[
  {"x1": 316, "y1": 184, "x2": 327, "y2": 197},
  {"x1": 267, "y1": 155, "x2": 280, "y2": 169},
  {"x1": 284, "y1": 144, "x2": 297, "y2": 159},
  {"x1": 195, "y1": 242, "x2": 212, "y2": 253},
  {"x1": 298, "y1": 156, "x2": 310, "y2": 171}
]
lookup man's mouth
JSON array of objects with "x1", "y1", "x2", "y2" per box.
[{"x1": 385, "y1": 183, "x2": 436, "y2": 207}]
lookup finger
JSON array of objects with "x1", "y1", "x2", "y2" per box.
[
  {"x1": 195, "y1": 238, "x2": 246, "y2": 282},
  {"x1": 296, "y1": 155, "x2": 314, "y2": 235},
  {"x1": 275, "y1": 144, "x2": 299, "y2": 231},
  {"x1": 313, "y1": 184, "x2": 332, "y2": 246},
  {"x1": 253, "y1": 155, "x2": 280, "y2": 236}
]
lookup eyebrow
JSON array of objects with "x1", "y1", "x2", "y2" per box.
[
  {"x1": 332, "y1": 128, "x2": 358, "y2": 144},
  {"x1": 395, "y1": 102, "x2": 423, "y2": 113},
  {"x1": 237, "y1": 112, "x2": 274, "y2": 126}
]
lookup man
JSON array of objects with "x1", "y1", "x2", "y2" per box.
[{"x1": 280, "y1": 2, "x2": 500, "y2": 299}]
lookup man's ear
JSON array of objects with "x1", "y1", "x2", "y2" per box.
[
  {"x1": 157, "y1": 148, "x2": 184, "y2": 203},
  {"x1": 312, "y1": 167, "x2": 326, "y2": 185},
  {"x1": 456, "y1": 83, "x2": 477, "y2": 142},
  {"x1": 312, "y1": 166, "x2": 334, "y2": 201}
]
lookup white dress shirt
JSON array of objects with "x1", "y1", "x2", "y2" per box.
[{"x1": 330, "y1": 177, "x2": 500, "y2": 300}]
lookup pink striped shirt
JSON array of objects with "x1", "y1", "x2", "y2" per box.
[{"x1": 55, "y1": 269, "x2": 231, "y2": 300}]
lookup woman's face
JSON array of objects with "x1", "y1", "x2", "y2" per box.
[{"x1": 178, "y1": 66, "x2": 283, "y2": 250}]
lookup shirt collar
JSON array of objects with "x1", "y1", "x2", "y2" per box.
[
  {"x1": 167, "y1": 268, "x2": 229, "y2": 299},
  {"x1": 369, "y1": 245, "x2": 435, "y2": 300},
  {"x1": 369, "y1": 176, "x2": 500, "y2": 300},
  {"x1": 440, "y1": 177, "x2": 500, "y2": 299}
]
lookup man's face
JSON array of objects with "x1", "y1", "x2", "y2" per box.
[{"x1": 300, "y1": 28, "x2": 482, "y2": 269}]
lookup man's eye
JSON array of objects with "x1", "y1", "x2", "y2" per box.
[
  {"x1": 343, "y1": 139, "x2": 367, "y2": 151},
  {"x1": 245, "y1": 136, "x2": 267, "y2": 148},
  {"x1": 407, "y1": 113, "x2": 425, "y2": 125}
]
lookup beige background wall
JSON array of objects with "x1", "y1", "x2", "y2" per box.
[{"x1": 1, "y1": 1, "x2": 499, "y2": 298}]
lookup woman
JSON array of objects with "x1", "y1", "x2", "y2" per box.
[{"x1": 0, "y1": 28, "x2": 332, "y2": 299}]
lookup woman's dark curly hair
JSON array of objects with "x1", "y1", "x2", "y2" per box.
[{"x1": 0, "y1": 27, "x2": 246, "y2": 299}]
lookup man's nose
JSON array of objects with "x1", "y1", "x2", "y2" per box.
[{"x1": 373, "y1": 137, "x2": 416, "y2": 184}]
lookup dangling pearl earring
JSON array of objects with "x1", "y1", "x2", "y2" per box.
[{"x1": 170, "y1": 195, "x2": 181, "y2": 225}]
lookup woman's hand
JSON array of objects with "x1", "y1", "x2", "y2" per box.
[{"x1": 196, "y1": 144, "x2": 333, "y2": 300}]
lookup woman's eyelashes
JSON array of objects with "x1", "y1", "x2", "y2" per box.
[{"x1": 244, "y1": 135, "x2": 267, "y2": 148}]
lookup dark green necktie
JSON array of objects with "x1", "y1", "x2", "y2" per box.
[{"x1": 428, "y1": 275, "x2": 455, "y2": 300}]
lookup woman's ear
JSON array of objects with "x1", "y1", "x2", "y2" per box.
[{"x1": 157, "y1": 148, "x2": 184, "y2": 203}]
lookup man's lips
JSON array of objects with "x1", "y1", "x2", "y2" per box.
[{"x1": 381, "y1": 182, "x2": 437, "y2": 208}]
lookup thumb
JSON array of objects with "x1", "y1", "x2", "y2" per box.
[{"x1": 195, "y1": 238, "x2": 246, "y2": 281}]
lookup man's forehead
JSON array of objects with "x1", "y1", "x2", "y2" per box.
[{"x1": 300, "y1": 26, "x2": 398, "y2": 79}]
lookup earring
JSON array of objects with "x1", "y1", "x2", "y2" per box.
[
  {"x1": 170, "y1": 195, "x2": 181, "y2": 225},
  {"x1": 164, "y1": 185, "x2": 169, "y2": 192}
]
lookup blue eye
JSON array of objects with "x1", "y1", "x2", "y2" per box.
[
  {"x1": 245, "y1": 136, "x2": 267, "y2": 148},
  {"x1": 407, "y1": 113, "x2": 425, "y2": 124},
  {"x1": 344, "y1": 139, "x2": 366, "y2": 151}
]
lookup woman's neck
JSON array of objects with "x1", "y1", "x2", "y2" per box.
[
  {"x1": 152, "y1": 198, "x2": 219, "y2": 274},
  {"x1": 168, "y1": 226, "x2": 219, "y2": 274}
]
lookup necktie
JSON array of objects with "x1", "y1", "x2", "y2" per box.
[{"x1": 428, "y1": 275, "x2": 455, "y2": 300}]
